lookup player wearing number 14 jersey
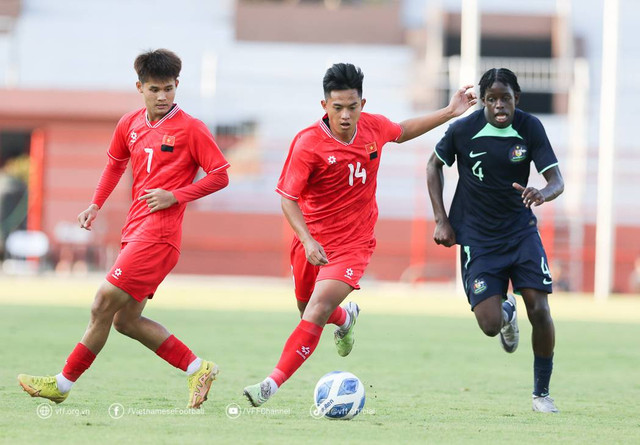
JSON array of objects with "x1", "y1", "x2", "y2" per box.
[
  {"x1": 427, "y1": 68, "x2": 564, "y2": 413},
  {"x1": 244, "y1": 63, "x2": 477, "y2": 407},
  {"x1": 18, "y1": 49, "x2": 229, "y2": 409}
]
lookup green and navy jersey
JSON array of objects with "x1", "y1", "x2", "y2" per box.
[{"x1": 435, "y1": 108, "x2": 558, "y2": 247}]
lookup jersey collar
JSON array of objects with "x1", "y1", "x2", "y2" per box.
[
  {"x1": 146, "y1": 104, "x2": 180, "y2": 128},
  {"x1": 320, "y1": 114, "x2": 358, "y2": 146}
]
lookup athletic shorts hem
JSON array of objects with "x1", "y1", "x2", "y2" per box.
[
  {"x1": 468, "y1": 292, "x2": 503, "y2": 310},
  {"x1": 513, "y1": 284, "x2": 553, "y2": 295},
  {"x1": 105, "y1": 275, "x2": 149, "y2": 303}
]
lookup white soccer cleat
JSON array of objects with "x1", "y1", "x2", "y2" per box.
[
  {"x1": 243, "y1": 380, "x2": 272, "y2": 407},
  {"x1": 499, "y1": 294, "x2": 519, "y2": 353},
  {"x1": 334, "y1": 302, "x2": 360, "y2": 357},
  {"x1": 532, "y1": 395, "x2": 559, "y2": 413}
]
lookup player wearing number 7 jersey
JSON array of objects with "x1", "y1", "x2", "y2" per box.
[
  {"x1": 243, "y1": 62, "x2": 477, "y2": 407},
  {"x1": 426, "y1": 68, "x2": 564, "y2": 413},
  {"x1": 18, "y1": 49, "x2": 229, "y2": 409}
]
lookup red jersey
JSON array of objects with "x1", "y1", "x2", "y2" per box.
[
  {"x1": 107, "y1": 105, "x2": 229, "y2": 250},
  {"x1": 276, "y1": 112, "x2": 403, "y2": 249}
]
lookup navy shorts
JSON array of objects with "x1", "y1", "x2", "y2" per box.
[{"x1": 460, "y1": 232, "x2": 553, "y2": 309}]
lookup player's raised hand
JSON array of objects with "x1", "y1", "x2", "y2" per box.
[
  {"x1": 138, "y1": 188, "x2": 178, "y2": 213},
  {"x1": 513, "y1": 183, "x2": 545, "y2": 208},
  {"x1": 433, "y1": 220, "x2": 457, "y2": 247},
  {"x1": 302, "y1": 237, "x2": 329, "y2": 266},
  {"x1": 78, "y1": 204, "x2": 99, "y2": 231},
  {"x1": 448, "y1": 84, "x2": 478, "y2": 117}
]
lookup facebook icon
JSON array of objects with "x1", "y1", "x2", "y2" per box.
[{"x1": 108, "y1": 403, "x2": 125, "y2": 419}]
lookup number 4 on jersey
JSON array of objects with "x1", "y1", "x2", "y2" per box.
[
  {"x1": 472, "y1": 160, "x2": 484, "y2": 181},
  {"x1": 348, "y1": 162, "x2": 367, "y2": 186}
]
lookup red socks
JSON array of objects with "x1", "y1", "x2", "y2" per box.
[
  {"x1": 269, "y1": 320, "x2": 322, "y2": 387},
  {"x1": 155, "y1": 335, "x2": 197, "y2": 371},
  {"x1": 326, "y1": 306, "x2": 347, "y2": 326},
  {"x1": 62, "y1": 343, "x2": 96, "y2": 382},
  {"x1": 60, "y1": 335, "x2": 195, "y2": 382}
]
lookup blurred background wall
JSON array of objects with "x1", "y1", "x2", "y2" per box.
[{"x1": 0, "y1": 0, "x2": 638, "y2": 293}]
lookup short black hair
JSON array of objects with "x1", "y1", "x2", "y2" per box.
[
  {"x1": 323, "y1": 63, "x2": 364, "y2": 98},
  {"x1": 134, "y1": 49, "x2": 182, "y2": 83},
  {"x1": 478, "y1": 68, "x2": 521, "y2": 99}
]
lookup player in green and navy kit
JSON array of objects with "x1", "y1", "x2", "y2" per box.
[{"x1": 427, "y1": 68, "x2": 564, "y2": 413}]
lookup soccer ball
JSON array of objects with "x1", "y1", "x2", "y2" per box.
[{"x1": 313, "y1": 371, "x2": 366, "y2": 420}]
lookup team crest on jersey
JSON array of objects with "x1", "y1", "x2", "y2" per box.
[
  {"x1": 328, "y1": 155, "x2": 337, "y2": 164},
  {"x1": 161, "y1": 134, "x2": 175, "y2": 152},
  {"x1": 509, "y1": 144, "x2": 527, "y2": 163},
  {"x1": 129, "y1": 131, "x2": 138, "y2": 144},
  {"x1": 365, "y1": 142, "x2": 378, "y2": 160},
  {"x1": 473, "y1": 278, "x2": 487, "y2": 295}
]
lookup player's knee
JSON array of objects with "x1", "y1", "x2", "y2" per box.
[
  {"x1": 528, "y1": 303, "x2": 552, "y2": 327},
  {"x1": 112, "y1": 317, "x2": 136, "y2": 337},
  {"x1": 90, "y1": 287, "x2": 124, "y2": 321},
  {"x1": 303, "y1": 301, "x2": 333, "y2": 325},
  {"x1": 477, "y1": 317, "x2": 502, "y2": 337},
  {"x1": 112, "y1": 318, "x2": 129, "y2": 335},
  {"x1": 90, "y1": 294, "x2": 114, "y2": 320}
]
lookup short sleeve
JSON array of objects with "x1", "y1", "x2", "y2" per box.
[
  {"x1": 276, "y1": 134, "x2": 315, "y2": 200},
  {"x1": 434, "y1": 123, "x2": 457, "y2": 167},
  {"x1": 189, "y1": 119, "x2": 230, "y2": 173},
  {"x1": 375, "y1": 114, "x2": 403, "y2": 143},
  {"x1": 107, "y1": 116, "x2": 132, "y2": 161},
  {"x1": 528, "y1": 117, "x2": 558, "y2": 174}
]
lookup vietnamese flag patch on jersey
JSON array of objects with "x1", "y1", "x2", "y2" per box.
[
  {"x1": 161, "y1": 135, "x2": 175, "y2": 152},
  {"x1": 365, "y1": 142, "x2": 378, "y2": 160}
]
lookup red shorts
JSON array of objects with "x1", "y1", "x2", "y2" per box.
[
  {"x1": 106, "y1": 242, "x2": 180, "y2": 302},
  {"x1": 290, "y1": 237, "x2": 376, "y2": 302}
]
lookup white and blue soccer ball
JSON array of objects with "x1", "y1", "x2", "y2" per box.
[{"x1": 313, "y1": 371, "x2": 366, "y2": 420}]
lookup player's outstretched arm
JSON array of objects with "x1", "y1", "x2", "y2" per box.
[
  {"x1": 281, "y1": 196, "x2": 328, "y2": 266},
  {"x1": 426, "y1": 152, "x2": 456, "y2": 247},
  {"x1": 512, "y1": 165, "x2": 564, "y2": 208},
  {"x1": 396, "y1": 85, "x2": 477, "y2": 144}
]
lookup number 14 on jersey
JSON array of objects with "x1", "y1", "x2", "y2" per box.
[{"x1": 348, "y1": 162, "x2": 366, "y2": 186}]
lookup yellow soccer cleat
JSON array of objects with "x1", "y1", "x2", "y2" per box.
[
  {"x1": 18, "y1": 374, "x2": 69, "y2": 404},
  {"x1": 187, "y1": 360, "x2": 218, "y2": 409}
]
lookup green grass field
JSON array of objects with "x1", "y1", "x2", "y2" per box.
[{"x1": 1, "y1": 276, "x2": 639, "y2": 444}]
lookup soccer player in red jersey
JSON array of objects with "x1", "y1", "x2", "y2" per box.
[
  {"x1": 18, "y1": 49, "x2": 230, "y2": 409},
  {"x1": 243, "y1": 63, "x2": 477, "y2": 407}
]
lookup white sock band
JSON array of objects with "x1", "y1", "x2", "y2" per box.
[
  {"x1": 186, "y1": 357, "x2": 202, "y2": 376},
  {"x1": 264, "y1": 377, "x2": 278, "y2": 395},
  {"x1": 339, "y1": 311, "x2": 351, "y2": 331},
  {"x1": 55, "y1": 373, "x2": 74, "y2": 394}
]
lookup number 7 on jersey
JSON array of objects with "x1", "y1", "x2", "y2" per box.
[{"x1": 144, "y1": 148, "x2": 154, "y2": 173}]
